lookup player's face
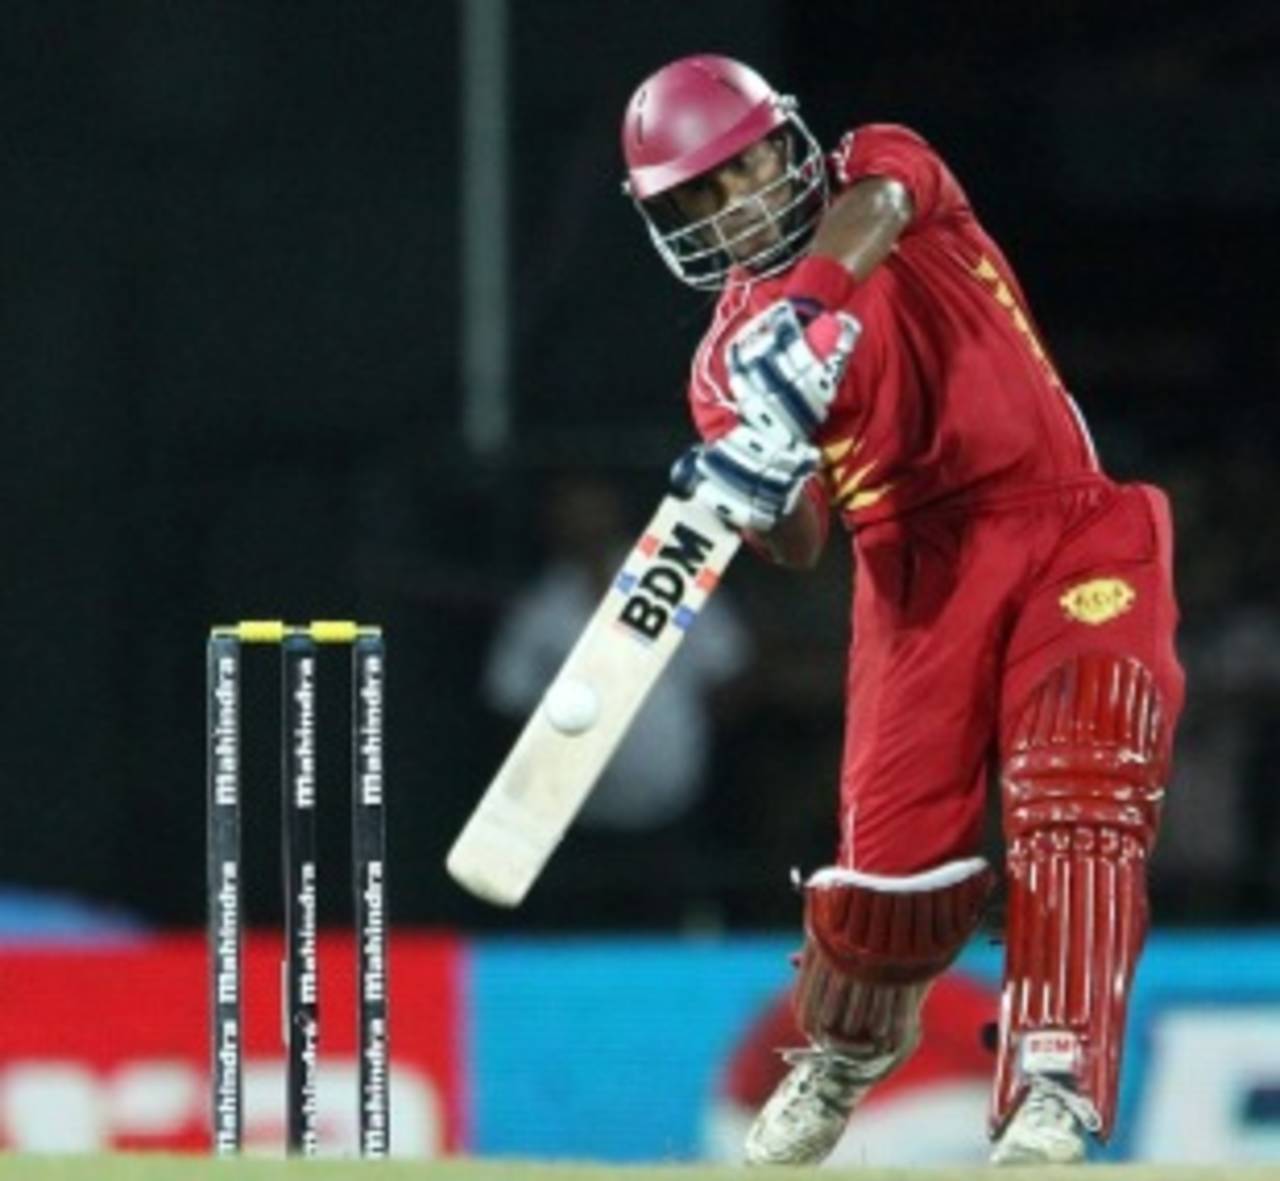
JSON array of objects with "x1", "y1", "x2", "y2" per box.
[{"x1": 669, "y1": 135, "x2": 789, "y2": 262}]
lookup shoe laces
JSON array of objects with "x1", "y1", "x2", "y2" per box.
[
  {"x1": 777, "y1": 1050, "x2": 858, "y2": 1118},
  {"x1": 776, "y1": 1047, "x2": 890, "y2": 1114},
  {"x1": 1021, "y1": 1074, "x2": 1102, "y2": 1135}
]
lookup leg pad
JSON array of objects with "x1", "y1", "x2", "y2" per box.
[
  {"x1": 993, "y1": 653, "x2": 1170, "y2": 1141},
  {"x1": 794, "y1": 857, "x2": 993, "y2": 1056}
]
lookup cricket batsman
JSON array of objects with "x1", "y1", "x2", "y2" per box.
[{"x1": 621, "y1": 54, "x2": 1185, "y2": 1166}]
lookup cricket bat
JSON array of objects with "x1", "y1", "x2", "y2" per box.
[{"x1": 446, "y1": 493, "x2": 741, "y2": 906}]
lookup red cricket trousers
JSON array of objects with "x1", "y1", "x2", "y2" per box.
[{"x1": 836, "y1": 477, "x2": 1185, "y2": 873}]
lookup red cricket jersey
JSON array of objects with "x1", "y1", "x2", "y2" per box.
[{"x1": 688, "y1": 124, "x2": 1100, "y2": 529}]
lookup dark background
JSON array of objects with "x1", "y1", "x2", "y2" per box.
[{"x1": 1, "y1": 1, "x2": 1276, "y2": 933}]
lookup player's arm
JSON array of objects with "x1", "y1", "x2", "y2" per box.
[
  {"x1": 807, "y1": 179, "x2": 913, "y2": 282},
  {"x1": 795, "y1": 122, "x2": 968, "y2": 306},
  {"x1": 712, "y1": 183, "x2": 913, "y2": 490},
  {"x1": 781, "y1": 178, "x2": 914, "y2": 312},
  {"x1": 674, "y1": 379, "x2": 835, "y2": 571},
  {"x1": 746, "y1": 484, "x2": 827, "y2": 571}
]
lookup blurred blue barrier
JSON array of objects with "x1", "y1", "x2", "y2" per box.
[
  {"x1": 469, "y1": 936, "x2": 793, "y2": 1160},
  {"x1": 0, "y1": 888, "x2": 147, "y2": 943},
  {"x1": 467, "y1": 931, "x2": 1280, "y2": 1165}
]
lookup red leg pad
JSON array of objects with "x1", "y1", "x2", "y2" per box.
[
  {"x1": 993, "y1": 653, "x2": 1171, "y2": 1141},
  {"x1": 794, "y1": 858, "x2": 993, "y2": 1057}
]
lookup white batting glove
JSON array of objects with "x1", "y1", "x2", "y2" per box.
[
  {"x1": 727, "y1": 300, "x2": 861, "y2": 440},
  {"x1": 671, "y1": 421, "x2": 819, "y2": 533}
]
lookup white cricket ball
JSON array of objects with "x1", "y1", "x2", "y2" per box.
[{"x1": 544, "y1": 677, "x2": 600, "y2": 736}]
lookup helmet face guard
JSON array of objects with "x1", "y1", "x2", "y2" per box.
[{"x1": 628, "y1": 109, "x2": 828, "y2": 291}]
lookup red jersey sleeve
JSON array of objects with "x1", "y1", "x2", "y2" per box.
[
  {"x1": 831, "y1": 123, "x2": 969, "y2": 230},
  {"x1": 688, "y1": 381, "x2": 736, "y2": 443}
]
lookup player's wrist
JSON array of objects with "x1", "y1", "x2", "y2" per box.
[{"x1": 785, "y1": 254, "x2": 858, "y2": 315}]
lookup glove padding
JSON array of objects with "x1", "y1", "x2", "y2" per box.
[
  {"x1": 727, "y1": 300, "x2": 861, "y2": 440},
  {"x1": 672, "y1": 420, "x2": 819, "y2": 533}
]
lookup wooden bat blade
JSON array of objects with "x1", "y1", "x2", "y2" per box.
[{"x1": 446, "y1": 494, "x2": 740, "y2": 906}]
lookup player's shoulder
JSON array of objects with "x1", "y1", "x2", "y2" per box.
[
  {"x1": 836, "y1": 122, "x2": 935, "y2": 153},
  {"x1": 831, "y1": 122, "x2": 939, "y2": 183},
  {"x1": 832, "y1": 122, "x2": 973, "y2": 227}
]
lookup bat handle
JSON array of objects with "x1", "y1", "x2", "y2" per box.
[{"x1": 669, "y1": 446, "x2": 704, "y2": 499}]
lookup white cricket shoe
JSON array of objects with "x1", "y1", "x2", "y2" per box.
[
  {"x1": 990, "y1": 1073, "x2": 1102, "y2": 1165},
  {"x1": 743, "y1": 1046, "x2": 895, "y2": 1166}
]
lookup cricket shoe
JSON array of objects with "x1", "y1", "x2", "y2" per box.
[
  {"x1": 990, "y1": 1073, "x2": 1102, "y2": 1165},
  {"x1": 743, "y1": 1046, "x2": 896, "y2": 1166}
]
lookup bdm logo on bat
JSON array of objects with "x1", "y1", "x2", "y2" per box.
[{"x1": 614, "y1": 523, "x2": 719, "y2": 642}]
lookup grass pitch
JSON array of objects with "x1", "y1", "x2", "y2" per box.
[{"x1": 1, "y1": 1159, "x2": 1279, "y2": 1181}]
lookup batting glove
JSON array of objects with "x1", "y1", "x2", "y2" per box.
[
  {"x1": 671, "y1": 421, "x2": 819, "y2": 533},
  {"x1": 727, "y1": 300, "x2": 861, "y2": 440}
]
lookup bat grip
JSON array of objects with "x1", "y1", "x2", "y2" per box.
[{"x1": 669, "y1": 446, "x2": 704, "y2": 499}]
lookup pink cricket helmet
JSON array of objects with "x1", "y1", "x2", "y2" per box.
[{"x1": 621, "y1": 55, "x2": 828, "y2": 289}]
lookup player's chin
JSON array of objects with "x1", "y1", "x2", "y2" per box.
[{"x1": 726, "y1": 225, "x2": 782, "y2": 265}]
